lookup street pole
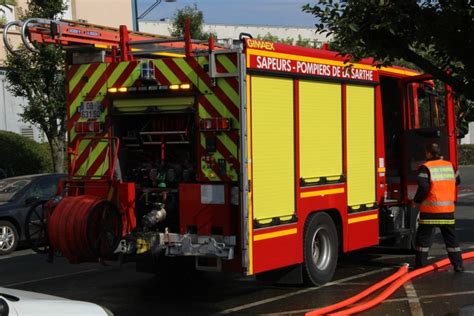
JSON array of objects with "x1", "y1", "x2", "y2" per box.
[
  {"x1": 133, "y1": 0, "x2": 139, "y2": 31},
  {"x1": 1, "y1": 75, "x2": 7, "y2": 131}
]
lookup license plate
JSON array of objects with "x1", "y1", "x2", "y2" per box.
[{"x1": 79, "y1": 101, "x2": 102, "y2": 119}]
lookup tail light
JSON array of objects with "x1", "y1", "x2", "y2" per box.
[
  {"x1": 199, "y1": 118, "x2": 231, "y2": 131},
  {"x1": 75, "y1": 121, "x2": 102, "y2": 134}
]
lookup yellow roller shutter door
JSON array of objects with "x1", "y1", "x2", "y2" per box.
[
  {"x1": 299, "y1": 81, "x2": 342, "y2": 182},
  {"x1": 251, "y1": 76, "x2": 295, "y2": 223},
  {"x1": 346, "y1": 85, "x2": 376, "y2": 208}
]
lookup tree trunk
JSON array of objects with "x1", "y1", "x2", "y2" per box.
[{"x1": 48, "y1": 136, "x2": 65, "y2": 173}]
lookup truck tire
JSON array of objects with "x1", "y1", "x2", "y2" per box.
[
  {"x1": 0, "y1": 220, "x2": 19, "y2": 256},
  {"x1": 303, "y1": 213, "x2": 338, "y2": 285}
]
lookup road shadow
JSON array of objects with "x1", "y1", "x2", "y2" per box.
[{"x1": 454, "y1": 218, "x2": 474, "y2": 245}]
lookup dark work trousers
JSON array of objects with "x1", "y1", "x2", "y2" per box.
[{"x1": 415, "y1": 224, "x2": 463, "y2": 268}]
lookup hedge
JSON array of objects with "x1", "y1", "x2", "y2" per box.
[
  {"x1": 458, "y1": 144, "x2": 474, "y2": 165},
  {"x1": 0, "y1": 131, "x2": 52, "y2": 177}
]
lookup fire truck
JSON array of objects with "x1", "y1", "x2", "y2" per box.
[{"x1": 4, "y1": 18, "x2": 457, "y2": 285}]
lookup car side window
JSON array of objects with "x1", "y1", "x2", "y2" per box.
[{"x1": 29, "y1": 177, "x2": 59, "y2": 199}]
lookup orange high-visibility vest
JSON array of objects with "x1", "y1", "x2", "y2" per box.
[{"x1": 420, "y1": 160, "x2": 456, "y2": 214}]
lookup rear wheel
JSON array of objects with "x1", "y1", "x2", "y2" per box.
[
  {"x1": 303, "y1": 213, "x2": 338, "y2": 285},
  {"x1": 0, "y1": 220, "x2": 19, "y2": 255}
]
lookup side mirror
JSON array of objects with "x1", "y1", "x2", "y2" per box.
[
  {"x1": 25, "y1": 196, "x2": 40, "y2": 205},
  {"x1": 0, "y1": 298, "x2": 9, "y2": 316}
]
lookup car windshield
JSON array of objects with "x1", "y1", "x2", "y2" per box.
[{"x1": 0, "y1": 178, "x2": 32, "y2": 202}]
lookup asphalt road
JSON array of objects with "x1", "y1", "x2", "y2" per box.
[
  {"x1": 1, "y1": 167, "x2": 474, "y2": 315},
  {"x1": 460, "y1": 165, "x2": 474, "y2": 190}
]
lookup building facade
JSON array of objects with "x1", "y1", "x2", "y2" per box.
[
  {"x1": 139, "y1": 20, "x2": 327, "y2": 47},
  {"x1": 67, "y1": 0, "x2": 133, "y2": 29}
]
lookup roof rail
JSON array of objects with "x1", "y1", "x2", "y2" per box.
[{"x1": 3, "y1": 17, "x2": 218, "y2": 60}]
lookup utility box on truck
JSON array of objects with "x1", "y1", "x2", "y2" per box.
[{"x1": 7, "y1": 18, "x2": 458, "y2": 285}]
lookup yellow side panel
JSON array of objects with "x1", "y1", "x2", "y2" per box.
[
  {"x1": 299, "y1": 81, "x2": 342, "y2": 181},
  {"x1": 346, "y1": 85, "x2": 376, "y2": 207},
  {"x1": 251, "y1": 76, "x2": 295, "y2": 221}
]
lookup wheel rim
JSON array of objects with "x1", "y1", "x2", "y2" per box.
[
  {"x1": 0, "y1": 225, "x2": 15, "y2": 251},
  {"x1": 311, "y1": 227, "x2": 331, "y2": 270}
]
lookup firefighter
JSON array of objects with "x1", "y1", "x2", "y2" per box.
[{"x1": 412, "y1": 143, "x2": 463, "y2": 272}]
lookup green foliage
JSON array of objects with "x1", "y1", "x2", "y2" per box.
[
  {"x1": 303, "y1": 1, "x2": 474, "y2": 104},
  {"x1": 458, "y1": 144, "x2": 474, "y2": 165},
  {"x1": 5, "y1": 0, "x2": 67, "y2": 172},
  {"x1": 0, "y1": 0, "x2": 17, "y2": 6},
  {"x1": 18, "y1": 0, "x2": 66, "y2": 19},
  {"x1": 0, "y1": 0, "x2": 16, "y2": 26},
  {"x1": 169, "y1": 4, "x2": 216, "y2": 40},
  {"x1": 295, "y1": 35, "x2": 314, "y2": 48},
  {"x1": 257, "y1": 33, "x2": 293, "y2": 45},
  {"x1": 169, "y1": 5, "x2": 317, "y2": 47},
  {"x1": 257, "y1": 33, "x2": 319, "y2": 48},
  {"x1": 0, "y1": 131, "x2": 52, "y2": 177}
]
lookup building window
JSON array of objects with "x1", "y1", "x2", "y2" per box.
[{"x1": 20, "y1": 126, "x2": 34, "y2": 140}]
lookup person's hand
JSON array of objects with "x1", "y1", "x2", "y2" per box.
[{"x1": 411, "y1": 200, "x2": 417, "y2": 208}]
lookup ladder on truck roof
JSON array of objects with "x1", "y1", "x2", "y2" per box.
[{"x1": 3, "y1": 18, "x2": 220, "y2": 61}]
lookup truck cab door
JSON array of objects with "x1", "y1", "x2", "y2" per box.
[{"x1": 400, "y1": 75, "x2": 457, "y2": 202}]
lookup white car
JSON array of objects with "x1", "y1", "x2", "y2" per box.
[{"x1": 0, "y1": 287, "x2": 113, "y2": 316}]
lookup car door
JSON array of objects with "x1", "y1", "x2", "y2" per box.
[{"x1": 17, "y1": 176, "x2": 63, "y2": 237}]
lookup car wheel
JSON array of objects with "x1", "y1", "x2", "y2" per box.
[
  {"x1": 303, "y1": 213, "x2": 338, "y2": 285},
  {"x1": 0, "y1": 220, "x2": 19, "y2": 255}
]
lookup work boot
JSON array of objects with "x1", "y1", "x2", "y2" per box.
[
  {"x1": 415, "y1": 250, "x2": 429, "y2": 268},
  {"x1": 448, "y1": 251, "x2": 463, "y2": 272}
]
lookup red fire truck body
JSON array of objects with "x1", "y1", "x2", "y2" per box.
[{"x1": 6, "y1": 19, "x2": 457, "y2": 285}]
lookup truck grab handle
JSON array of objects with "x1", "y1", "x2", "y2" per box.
[
  {"x1": 3, "y1": 18, "x2": 53, "y2": 55},
  {"x1": 3, "y1": 20, "x2": 21, "y2": 55},
  {"x1": 239, "y1": 32, "x2": 253, "y2": 41},
  {"x1": 21, "y1": 18, "x2": 53, "y2": 54}
]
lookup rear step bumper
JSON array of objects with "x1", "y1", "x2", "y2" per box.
[
  {"x1": 165, "y1": 233, "x2": 236, "y2": 259},
  {"x1": 116, "y1": 232, "x2": 237, "y2": 260}
]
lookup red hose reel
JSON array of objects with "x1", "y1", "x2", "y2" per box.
[{"x1": 48, "y1": 195, "x2": 123, "y2": 263}]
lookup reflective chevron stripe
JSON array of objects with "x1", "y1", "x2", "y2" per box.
[
  {"x1": 160, "y1": 56, "x2": 240, "y2": 182},
  {"x1": 67, "y1": 61, "x2": 139, "y2": 178},
  {"x1": 67, "y1": 55, "x2": 240, "y2": 181}
]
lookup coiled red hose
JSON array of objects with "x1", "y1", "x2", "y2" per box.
[{"x1": 49, "y1": 195, "x2": 122, "y2": 263}]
